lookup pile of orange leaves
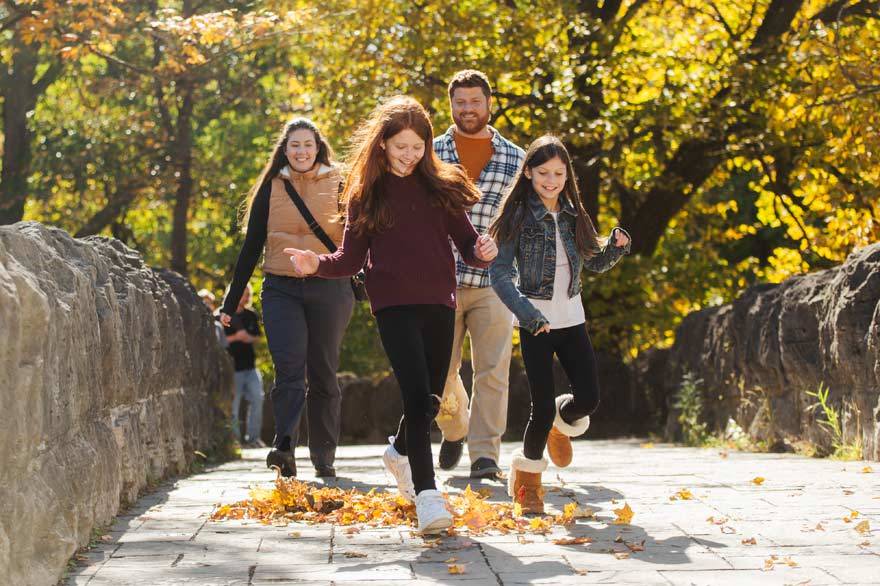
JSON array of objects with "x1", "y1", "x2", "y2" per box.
[{"x1": 211, "y1": 476, "x2": 594, "y2": 535}]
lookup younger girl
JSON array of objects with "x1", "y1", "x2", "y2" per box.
[
  {"x1": 284, "y1": 96, "x2": 497, "y2": 533},
  {"x1": 488, "y1": 135, "x2": 630, "y2": 514}
]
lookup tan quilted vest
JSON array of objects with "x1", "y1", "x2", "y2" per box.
[{"x1": 263, "y1": 164, "x2": 344, "y2": 276}]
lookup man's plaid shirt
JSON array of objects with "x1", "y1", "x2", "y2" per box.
[{"x1": 434, "y1": 125, "x2": 525, "y2": 288}]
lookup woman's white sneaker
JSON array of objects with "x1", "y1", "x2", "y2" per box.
[
  {"x1": 415, "y1": 489, "x2": 453, "y2": 534},
  {"x1": 382, "y1": 437, "x2": 415, "y2": 502}
]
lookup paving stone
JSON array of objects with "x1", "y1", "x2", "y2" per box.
[{"x1": 63, "y1": 441, "x2": 880, "y2": 585}]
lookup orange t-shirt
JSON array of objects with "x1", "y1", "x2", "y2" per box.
[{"x1": 454, "y1": 133, "x2": 493, "y2": 182}]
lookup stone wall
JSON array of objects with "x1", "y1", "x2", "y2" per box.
[
  {"x1": 330, "y1": 350, "x2": 657, "y2": 447},
  {"x1": 0, "y1": 222, "x2": 234, "y2": 585},
  {"x1": 638, "y1": 243, "x2": 880, "y2": 460}
]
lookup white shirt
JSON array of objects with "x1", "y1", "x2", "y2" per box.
[{"x1": 524, "y1": 211, "x2": 585, "y2": 330}]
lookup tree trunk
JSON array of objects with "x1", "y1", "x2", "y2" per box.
[
  {"x1": 0, "y1": 36, "x2": 39, "y2": 224},
  {"x1": 170, "y1": 81, "x2": 194, "y2": 276}
]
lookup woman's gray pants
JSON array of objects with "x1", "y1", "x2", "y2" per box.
[{"x1": 261, "y1": 274, "x2": 354, "y2": 468}]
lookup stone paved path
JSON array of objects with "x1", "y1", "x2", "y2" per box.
[{"x1": 66, "y1": 440, "x2": 880, "y2": 585}]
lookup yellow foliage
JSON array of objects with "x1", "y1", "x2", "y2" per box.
[
  {"x1": 212, "y1": 478, "x2": 588, "y2": 536},
  {"x1": 612, "y1": 503, "x2": 634, "y2": 525},
  {"x1": 670, "y1": 488, "x2": 694, "y2": 501}
]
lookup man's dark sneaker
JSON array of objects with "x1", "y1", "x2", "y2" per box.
[
  {"x1": 438, "y1": 438, "x2": 464, "y2": 470},
  {"x1": 266, "y1": 448, "x2": 296, "y2": 477},
  {"x1": 315, "y1": 465, "x2": 336, "y2": 478},
  {"x1": 470, "y1": 457, "x2": 503, "y2": 480}
]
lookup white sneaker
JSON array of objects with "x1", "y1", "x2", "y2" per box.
[
  {"x1": 415, "y1": 489, "x2": 453, "y2": 534},
  {"x1": 382, "y1": 437, "x2": 415, "y2": 502}
]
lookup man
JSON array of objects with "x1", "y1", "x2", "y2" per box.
[
  {"x1": 223, "y1": 284, "x2": 265, "y2": 447},
  {"x1": 433, "y1": 69, "x2": 525, "y2": 479}
]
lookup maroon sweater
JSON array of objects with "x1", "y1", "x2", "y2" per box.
[{"x1": 316, "y1": 173, "x2": 488, "y2": 313}]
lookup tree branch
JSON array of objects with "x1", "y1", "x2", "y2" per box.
[
  {"x1": 32, "y1": 60, "x2": 63, "y2": 94},
  {"x1": 749, "y1": 0, "x2": 805, "y2": 54},
  {"x1": 812, "y1": 0, "x2": 879, "y2": 23}
]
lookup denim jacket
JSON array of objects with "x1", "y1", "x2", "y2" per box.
[{"x1": 489, "y1": 193, "x2": 631, "y2": 334}]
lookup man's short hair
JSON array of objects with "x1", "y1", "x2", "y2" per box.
[{"x1": 447, "y1": 69, "x2": 492, "y2": 100}]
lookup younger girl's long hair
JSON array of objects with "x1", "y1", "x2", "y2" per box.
[
  {"x1": 342, "y1": 95, "x2": 480, "y2": 235},
  {"x1": 241, "y1": 118, "x2": 335, "y2": 227},
  {"x1": 489, "y1": 135, "x2": 600, "y2": 257}
]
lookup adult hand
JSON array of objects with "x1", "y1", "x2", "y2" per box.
[
  {"x1": 535, "y1": 323, "x2": 551, "y2": 335},
  {"x1": 219, "y1": 312, "x2": 232, "y2": 327},
  {"x1": 476, "y1": 234, "x2": 498, "y2": 262},
  {"x1": 283, "y1": 247, "x2": 319, "y2": 275},
  {"x1": 613, "y1": 229, "x2": 630, "y2": 248}
]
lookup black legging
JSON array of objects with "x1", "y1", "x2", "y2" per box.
[
  {"x1": 375, "y1": 304, "x2": 454, "y2": 494},
  {"x1": 519, "y1": 323, "x2": 600, "y2": 460}
]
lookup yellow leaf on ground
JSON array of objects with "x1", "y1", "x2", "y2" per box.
[
  {"x1": 670, "y1": 488, "x2": 694, "y2": 501},
  {"x1": 742, "y1": 537, "x2": 757, "y2": 545},
  {"x1": 447, "y1": 564, "x2": 466, "y2": 574},
  {"x1": 844, "y1": 511, "x2": 860, "y2": 523},
  {"x1": 640, "y1": 442, "x2": 655, "y2": 449},
  {"x1": 529, "y1": 517, "x2": 553, "y2": 532},
  {"x1": 752, "y1": 477, "x2": 765, "y2": 486},
  {"x1": 613, "y1": 503, "x2": 634, "y2": 525},
  {"x1": 854, "y1": 520, "x2": 870, "y2": 535},
  {"x1": 862, "y1": 466, "x2": 873, "y2": 473},
  {"x1": 553, "y1": 536, "x2": 593, "y2": 545},
  {"x1": 763, "y1": 555, "x2": 797, "y2": 570}
]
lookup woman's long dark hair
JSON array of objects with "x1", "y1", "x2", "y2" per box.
[
  {"x1": 489, "y1": 135, "x2": 600, "y2": 257},
  {"x1": 242, "y1": 117, "x2": 335, "y2": 226},
  {"x1": 343, "y1": 95, "x2": 480, "y2": 235}
]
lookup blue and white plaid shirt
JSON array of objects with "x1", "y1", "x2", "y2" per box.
[{"x1": 434, "y1": 125, "x2": 525, "y2": 288}]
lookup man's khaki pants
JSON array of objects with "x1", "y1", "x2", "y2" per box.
[{"x1": 436, "y1": 286, "x2": 513, "y2": 464}]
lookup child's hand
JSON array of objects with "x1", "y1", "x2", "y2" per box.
[
  {"x1": 476, "y1": 234, "x2": 498, "y2": 262},
  {"x1": 219, "y1": 312, "x2": 232, "y2": 327},
  {"x1": 284, "y1": 247, "x2": 319, "y2": 275},
  {"x1": 613, "y1": 229, "x2": 630, "y2": 248},
  {"x1": 535, "y1": 323, "x2": 551, "y2": 335}
]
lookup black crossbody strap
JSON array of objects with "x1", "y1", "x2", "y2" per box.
[{"x1": 281, "y1": 178, "x2": 338, "y2": 253}]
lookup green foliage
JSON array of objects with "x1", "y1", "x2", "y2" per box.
[
  {"x1": 805, "y1": 382, "x2": 863, "y2": 461},
  {"x1": 6, "y1": 1, "x2": 879, "y2": 375},
  {"x1": 674, "y1": 372, "x2": 711, "y2": 447}
]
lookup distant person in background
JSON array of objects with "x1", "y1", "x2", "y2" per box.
[
  {"x1": 223, "y1": 283, "x2": 265, "y2": 448},
  {"x1": 220, "y1": 118, "x2": 354, "y2": 479},
  {"x1": 199, "y1": 288, "x2": 228, "y2": 347}
]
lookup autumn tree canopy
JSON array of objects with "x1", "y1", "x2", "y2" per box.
[{"x1": 2, "y1": 0, "x2": 877, "y2": 371}]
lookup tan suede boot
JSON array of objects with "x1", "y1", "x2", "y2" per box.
[
  {"x1": 550, "y1": 394, "x2": 590, "y2": 468},
  {"x1": 547, "y1": 426, "x2": 573, "y2": 468},
  {"x1": 507, "y1": 450, "x2": 548, "y2": 515}
]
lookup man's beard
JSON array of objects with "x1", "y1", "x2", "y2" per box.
[{"x1": 453, "y1": 110, "x2": 490, "y2": 135}]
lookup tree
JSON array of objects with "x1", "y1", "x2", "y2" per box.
[{"x1": 0, "y1": 0, "x2": 122, "y2": 224}]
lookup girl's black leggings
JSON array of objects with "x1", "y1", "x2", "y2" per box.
[
  {"x1": 375, "y1": 304, "x2": 454, "y2": 494},
  {"x1": 518, "y1": 323, "x2": 601, "y2": 461}
]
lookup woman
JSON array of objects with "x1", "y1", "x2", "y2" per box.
[
  {"x1": 489, "y1": 135, "x2": 630, "y2": 514},
  {"x1": 220, "y1": 118, "x2": 354, "y2": 479},
  {"x1": 285, "y1": 96, "x2": 497, "y2": 534}
]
